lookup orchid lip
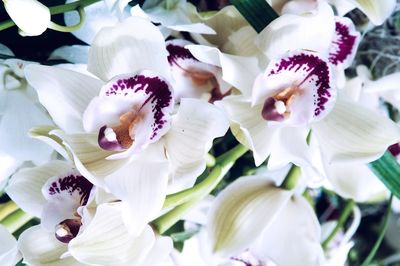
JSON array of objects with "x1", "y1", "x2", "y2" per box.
[{"x1": 55, "y1": 218, "x2": 81, "y2": 244}]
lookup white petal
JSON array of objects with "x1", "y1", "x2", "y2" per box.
[
  {"x1": 0, "y1": 152, "x2": 21, "y2": 190},
  {"x1": 49, "y1": 45, "x2": 90, "y2": 64},
  {"x1": 69, "y1": 203, "x2": 157, "y2": 266},
  {"x1": 29, "y1": 126, "x2": 71, "y2": 160},
  {"x1": 88, "y1": 17, "x2": 170, "y2": 82},
  {"x1": 104, "y1": 157, "x2": 170, "y2": 236},
  {"x1": 4, "y1": 0, "x2": 50, "y2": 36},
  {"x1": 324, "y1": 161, "x2": 387, "y2": 202},
  {"x1": 251, "y1": 195, "x2": 325, "y2": 266},
  {"x1": 50, "y1": 130, "x2": 130, "y2": 188},
  {"x1": 0, "y1": 225, "x2": 19, "y2": 266},
  {"x1": 167, "y1": 23, "x2": 215, "y2": 34},
  {"x1": 216, "y1": 96, "x2": 279, "y2": 166},
  {"x1": 6, "y1": 160, "x2": 73, "y2": 218},
  {"x1": 139, "y1": 236, "x2": 173, "y2": 266},
  {"x1": 18, "y1": 225, "x2": 81, "y2": 266},
  {"x1": 164, "y1": 98, "x2": 229, "y2": 192},
  {"x1": 363, "y1": 72, "x2": 400, "y2": 110},
  {"x1": 312, "y1": 95, "x2": 400, "y2": 163},
  {"x1": 349, "y1": 0, "x2": 396, "y2": 25},
  {"x1": 208, "y1": 176, "x2": 292, "y2": 257},
  {"x1": 64, "y1": 0, "x2": 119, "y2": 44},
  {"x1": 256, "y1": 1, "x2": 335, "y2": 58},
  {"x1": 327, "y1": 0, "x2": 357, "y2": 16},
  {"x1": 221, "y1": 26, "x2": 261, "y2": 57},
  {"x1": 0, "y1": 43, "x2": 14, "y2": 56},
  {"x1": 186, "y1": 45, "x2": 260, "y2": 97},
  {"x1": 25, "y1": 64, "x2": 102, "y2": 133}
]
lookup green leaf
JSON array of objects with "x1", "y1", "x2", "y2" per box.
[
  {"x1": 369, "y1": 151, "x2": 400, "y2": 199},
  {"x1": 231, "y1": 0, "x2": 279, "y2": 33}
]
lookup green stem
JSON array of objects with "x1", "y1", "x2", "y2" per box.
[
  {"x1": 0, "y1": 201, "x2": 18, "y2": 221},
  {"x1": 1, "y1": 209, "x2": 33, "y2": 234},
  {"x1": 0, "y1": 0, "x2": 101, "y2": 31},
  {"x1": 231, "y1": 0, "x2": 279, "y2": 33},
  {"x1": 280, "y1": 164, "x2": 301, "y2": 190},
  {"x1": 206, "y1": 153, "x2": 216, "y2": 168},
  {"x1": 360, "y1": 194, "x2": 393, "y2": 266},
  {"x1": 48, "y1": 7, "x2": 86, "y2": 33},
  {"x1": 321, "y1": 199, "x2": 355, "y2": 250},
  {"x1": 153, "y1": 144, "x2": 248, "y2": 233}
]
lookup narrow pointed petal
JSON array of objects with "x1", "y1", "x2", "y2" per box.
[
  {"x1": 69, "y1": 203, "x2": 158, "y2": 266},
  {"x1": 349, "y1": 0, "x2": 396, "y2": 25},
  {"x1": 257, "y1": 2, "x2": 335, "y2": 58},
  {"x1": 216, "y1": 96, "x2": 279, "y2": 166},
  {"x1": 25, "y1": 65, "x2": 102, "y2": 133},
  {"x1": 329, "y1": 17, "x2": 360, "y2": 68},
  {"x1": 18, "y1": 225, "x2": 80, "y2": 266},
  {"x1": 50, "y1": 130, "x2": 130, "y2": 187},
  {"x1": 0, "y1": 225, "x2": 19, "y2": 266},
  {"x1": 312, "y1": 96, "x2": 400, "y2": 163},
  {"x1": 164, "y1": 98, "x2": 229, "y2": 192},
  {"x1": 88, "y1": 17, "x2": 170, "y2": 82},
  {"x1": 208, "y1": 176, "x2": 292, "y2": 257},
  {"x1": 104, "y1": 156, "x2": 170, "y2": 236},
  {"x1": 186, "y1": 45, "x2": 260, "y2": 97},
  {"x1": 29, "y1": 126, "x2": 70, "y2": 160},
  {"x1": 251, "y1": 195, "x2": 325, "y2": 266},
  {"x1": 6, "y1": 160, "x2": 73, "y2": 218},
  {"x1": 83, "y1": 71, "x2": 174, "y2": 158},
  {"x1": 0, "y1": 90, "x2": 54, "y2": 163}
]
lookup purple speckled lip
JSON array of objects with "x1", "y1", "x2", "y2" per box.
[
  {"x1": 166, "y1": 42, "x2": 197, "y2": 67},
  {"x1": 100, "y1": 73, "x2": 173, "y2": 151},
  {"x1": 268, "y1": 52, "x2": 332, "y2": 117},
  {"x1": 47, "y1": 172, "x2": 93, "y2": 206},
  {"x1": 329, "y1": 17, "x2": 360, "y2": 67},
  {"x1": 55, "y1": 218, "x2": 82, "y2": 244}
]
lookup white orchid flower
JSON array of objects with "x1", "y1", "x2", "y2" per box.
[
  {"x1": 187, "y1": 2, "x2": 400, "y2": 168},
  {"x1": 3, "y1": 0, "x2": 50, "y2": 36},
  {"x1": 0, "y1": 225, "x2": 20, "y2": 266},
  {"x1": 25, "y1": 17, "x2": 229, "y2": 235},
  {"x1": 207, "y1": 175, "x2": 325, "y2": 266},
  {"x1": 0, "y1": 53, "x2": 54, "y2": 190}
]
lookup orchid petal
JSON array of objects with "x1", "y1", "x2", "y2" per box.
[
  {"x1": 0, "y1": 152, "x2": 20, "y2": 191},
  {"x1": 139, "y1": 236, "x2": 173, "y2": 266},
  {"x1": 50, "y1": 130, "x2": 130, "y2": 187},
  {"x1": 324, "y1": 161, "x2": 387, "y2": 202},
  {"x1": 104, "y1": 155, "x2": 170, "y2": 236},
  {"x1": 0, "y1": 43, "x2": 14, "y2": 56},
  {"x1": 222, "y1": 26, "x2": 261, "y2": 57},
  {"x1": 329, "y1": 17, "x2": 360, "y2": 69},
  {"x1": 29, "y1": 126, "x2": 71, "y2": 160},
  {"x1": 363, "y1": 72, "x2": 400, "y2": 110},
  {"x1": 0, "y1": 89, "x2": 53, "y2": 163},
  {"x1": 216, "y1": 95, "x2": 279, "y2": 166},
  {"x1": 251, "y1": 195, "x2": 325, "y2": 266},
  {"x1": 18, "y1": 225, "x2": 80, "y2": 266},
  {"x1": 0, "y1": 225, "x2": 19, "y2": 266},
  {"x1": 208, "y1": 176, "x2": 292, "y2": 257},
  {"x1": 25, "y1": 65, "x2": 102, "y2": 133},
  {"x1": 83, "y1": 70, "x2": 174, "y2": 158},
  {"x1": 88, "y1": 17, "x2": 170, "y2": 82},
  {"x1": 349, "y1": 0, "x2": 396, "y2": 25},
  {"x1": 49, "y1": 45, "x2": 90, "y2": 64},
  {"x1": 312, "y1": 95, "x2": 400, "y2": 163},
  {"x1": 327, "y1": 0, "x2": 357, "y2": 16},
  {"x1": 256, "y1": 1, "x2": 335, "y2": 58},
  {"x1": 6, "y1": 160, "x2": 73, "y2": 218},
  {"x1": 69, "y1": 203, "x2": 158, "y2": 266},
  {"x1": 64, "y1": 0, "x2": 119, "y2": 44},
  {"x1": 186, "y1": 45, "x2": 260, "y2": 97},
  {"x1": 164, "y1": 98, "x2": 229, "y2": 192}
]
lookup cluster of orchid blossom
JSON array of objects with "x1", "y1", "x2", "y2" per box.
[{"x1": 1, "y1": 0, "x2": 400, "y2": 265}]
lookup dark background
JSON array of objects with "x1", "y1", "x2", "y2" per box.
[{"x1": 0, "y1": 0, "x2": 229, "y2": 61}]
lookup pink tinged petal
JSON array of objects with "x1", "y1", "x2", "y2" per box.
[
  {"x1": 254, "y1": 50, "x2": 336, "y2": 126},
  {"x1": 166, "y1": 39, "x2": 228, "y2": 102},
  {"x1": 24, "y1": 64, "x2": 103, "y2": 133},
  {"x1": 6, "y1": 161, "x2": 73, "y2": 218},
  {"x1": 40, "y1": 170, "x2": 94, "y2": 238},
  {"x1": 88, "y1": 17, "x2": 170, "y2": 82},
  {"x1": 328, "y1": 17, "x2": 360, "y2": 68},
  {"x1": 83, "y1": 71, "x2": 174, "y2": 158}
]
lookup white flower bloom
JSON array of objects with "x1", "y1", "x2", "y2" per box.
[
  {"x1": 3, "y1": 0, "x2": 50, "y2": 36},
  {"x1": 0, "y1": 54, "x2": 54, "y2": 190},
  {"x1": 187, "y1": 2, "x2": 400, "y2": 167},
  {"x1": 207, "y1": 175, "x2": 325, "y2": 266},
  {"x1": 25, "y1": 17, "x2": 229, "y2": 235},
  {"x1": 0, "y1": 225, "x2": 20, "y2": 266}
]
